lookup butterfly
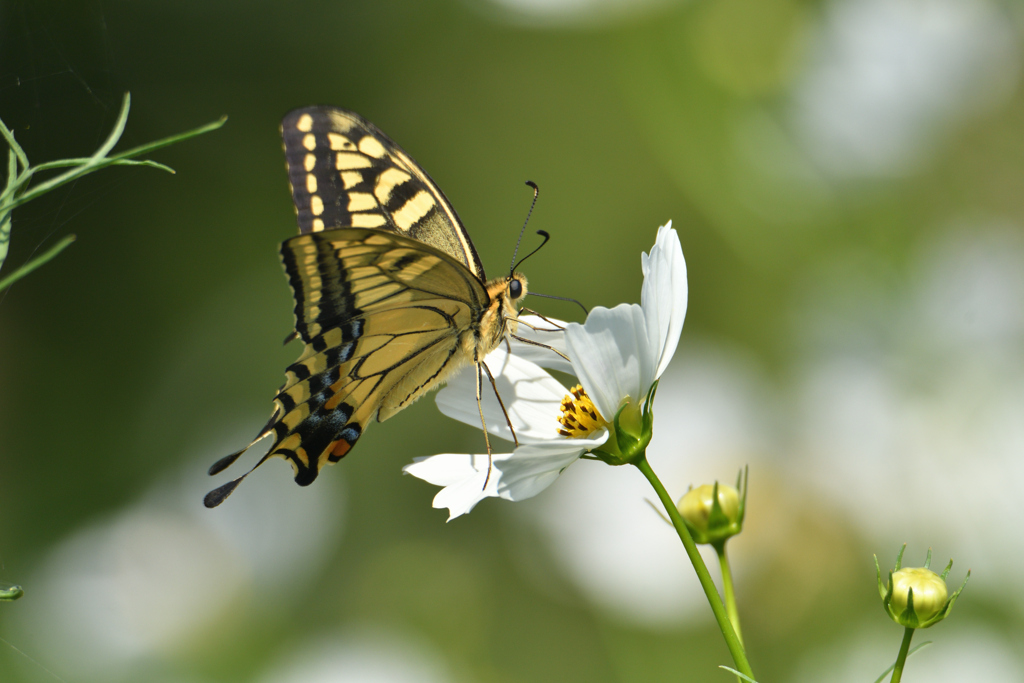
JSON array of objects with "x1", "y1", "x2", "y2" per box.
[{"x1": 204, "y1": 107, "x2": 533, "y2": 508}]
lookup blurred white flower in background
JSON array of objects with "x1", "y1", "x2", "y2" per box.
[
  {"x1": 258, "y1": 629, "x2": 454, "y2": 683},
  {"x1": 529, "y1": 343, "x2": 774, "y2": 626},
  {"x1": 791, "y1": 224, "x2": 1024, "y2": 609},
  {"x1": 10, "y1": 441, "x2": 342, "y2": 678},
  {"x1": 470, "y1": 0, "x2": 685, "y2": 27},
  {"x1": 790, "y1": 0, "x2": 1019, "y2": 176},
  {"x1": 793, "y1": 621, "x2": 1024, "y2": 682}
]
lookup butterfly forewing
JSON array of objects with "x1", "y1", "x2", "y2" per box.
[{"x1": 281, "y1": 107, "x2": 486, "y2": 279}]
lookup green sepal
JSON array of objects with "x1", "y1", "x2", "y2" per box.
[
  {"x1": 736, "y1": 465, "x2": 748, "y2": 526},
  {"x1": 936, "y1": 567, "x2": 971, "y2": 626},
  {"x1": 591, "y1": 403, "x2": 650, "y2": 466},
  {"x1": 898, "y1": 586, "x2": 923, "y2": 629},
  {"x1": 874, "y1": 554, "x2": 890, "y2": 601},
  {"x1": 590, "y1": 382, "x2": 658, "y2": 467},
  {"x1": 641, "y1": 379, "x2": 659, "y2": 436}
]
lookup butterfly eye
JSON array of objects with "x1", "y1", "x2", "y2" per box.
[{"x1": 508, "y1": 278, "x2": 523, "y2": 300}]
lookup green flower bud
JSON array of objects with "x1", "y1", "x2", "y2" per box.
[
  {"x1": 891, "y1": 568, "x2": 947, "y2": 622},
  {"x1": 675, "y1": 468, "x2": 747, "y2": 546},
  {"x1": 680, "y1": 484, "x2": 739, "y2": 532},
  {"x1": 876, "y1": 545, "x2": 970, "y2": 629}
]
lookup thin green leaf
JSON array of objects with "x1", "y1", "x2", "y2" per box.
[
  {"x1": 0, "y1": 95, "x2": 224, "y2": 277},
  {"x1": 1, "y1": 142, "x2": 34, "y2": 207},
  {"x1": 718, "y1": 665, "x2": 758, "y2": 682},
  {"x1": 90, "y1": 93, "x2": 132, "y2": 161},
  {"x1": 644, "y1": 497, "x2": 671, "y2": 525},
  {"x1": 0, "y1": 175, "x2": 25, "y2": 207},
  {"x1": 871, "y1": 641, "x2": 932, "y2": 683},
  {"x1": 0, "y1": 234, "x2": 76, "y2": 291},
  {"x1": 32, "y1": 157, "x2": 175, "y2": 174},
  {"x1": 1, "y1": 95, "x2": 130, "y2": 209},
  {"x1": 7, "y1": 98, "x2": 225, "y2": 211},
  {"x1": 1, "y1": 212, "x2": 11, "y2": 270},
  {"x1": 106, "y1": 114, "x2": 227, "y2": 162},
  {"x1": 0, "y1": 116, "x2": 30, "y2": 172},
  {"x1": 6, "y1": 148, "x2": 19, "y2": 191}
]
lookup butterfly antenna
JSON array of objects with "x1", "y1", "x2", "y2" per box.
[
  {"x1": 509, "y1": 181, "x2": 540, "y2": 276},
  {"x1": 512, "y1": 230, "x2": 550, "y2": 274},
  {"x1": 525, "y1": 291, "x2": 588, "y2": 316}
]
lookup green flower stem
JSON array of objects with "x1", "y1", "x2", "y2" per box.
[
  {"x1": 715, "y1": 542, "x2": 743, "y2": 646},
  {"x1": 890, "y1": 627, "x2": 915, "y2": 683},
  {"x1": 634, "y1": 455, "x2": 754, "y2": 680}
]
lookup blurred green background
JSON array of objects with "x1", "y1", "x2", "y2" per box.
[{"x1": 2, "y1": 0, "x2": 1024, "y2": 681}]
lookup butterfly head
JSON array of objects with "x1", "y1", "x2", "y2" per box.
[
  {"x1": 501, "y1": 273, "x2": 528, "y2": 338},
  {"x1": 483, "y1": 272, "x2": 529, "y2": 344},
  {"x1": 507, "y1": 273, "x2": 527, "y2": 303}
]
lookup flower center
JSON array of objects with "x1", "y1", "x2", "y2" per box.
[{"x1": 558, "y1": 385, "x2": 607, "y2": 438}]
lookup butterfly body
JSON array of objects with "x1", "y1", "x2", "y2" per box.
[{"x1": 204, "y1": 107, "x2": 527, "y2": 506}]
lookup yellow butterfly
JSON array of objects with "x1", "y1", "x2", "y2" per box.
[{"x1": 204, "y1": 107, "x2": 531, "y2": 507}]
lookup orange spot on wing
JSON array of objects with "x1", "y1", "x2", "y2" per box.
[{"x1": 330, "y1": 439, "x2": 352, "y2": 458}]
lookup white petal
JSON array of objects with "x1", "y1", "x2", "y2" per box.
[
  {"x1": 435, "y1": 348, "x2": 570, "y2": 443},
  {"x1": 405, "y1": 426, "x2": 606, "y2": 519},
  {"x1": 564, "y1": 304, "x2": 655, "y2": 420},
  {"x1": 506, "y1": 315, "x2": 575, "y2": 374},
  {"x1": 640, "y1": 222, "x2": 688, "y2": 380},
  {"x1": 495, "y1": 435, "x2": 607, "y2": 501},
  {"x1": 403, "y1": 453, "x2": 508, "y2": 521}
]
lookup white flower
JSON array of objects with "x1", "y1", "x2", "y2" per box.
[
  {"x1": 565, "y1": 221, "x2": 687, "y2": 426},
  {"x1": 404, "y1": 222, "x2": 688, "y2": 520}
]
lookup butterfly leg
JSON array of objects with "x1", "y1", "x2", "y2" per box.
[
  {"x1": 511, "y1": 311, "x2": 572, "y2": 363},
  {"x1": 517, "y1": 308, "x2": 567, "y2": 329},
  {"x1": 481, "y1": 359, "x2": 518, "y2": 447},
  {"x1": 475, "y1": 360, "x2": 496, "y2": 489},
  {"x1": 510, "y1": 333, "x2": 571, "y2": 363}
]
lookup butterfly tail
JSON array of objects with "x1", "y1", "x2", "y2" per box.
[{"x1": 203, "y1": 445, "x2": 283, "y2": 508}]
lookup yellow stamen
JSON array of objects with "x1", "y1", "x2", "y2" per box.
[{"x1": 558, "y1": 385, "x2": 607, "y2": 438}]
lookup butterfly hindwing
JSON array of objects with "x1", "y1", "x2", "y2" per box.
[
  {"x1": 281, "y1": 107, "x2": 486, "y2": 280},
  {"x1": 262, "y1": 228, "x2": 491, "y2": 485}
]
